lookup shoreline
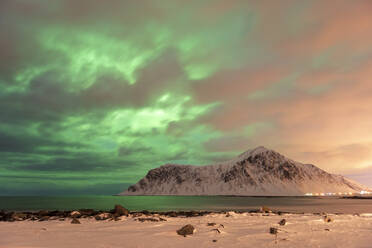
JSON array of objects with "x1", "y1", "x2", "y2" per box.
[
  {"x1": 2, "y1": 207, "x2": 371, "y2": 223},
  {"x1": 1, "y1": 195, "x2": 372, "y2": 215}
]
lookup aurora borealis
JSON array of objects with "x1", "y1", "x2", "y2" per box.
[{"x1": 1, "y1": 0, "x2": 372, "y2": 195}]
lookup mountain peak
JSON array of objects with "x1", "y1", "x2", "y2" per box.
[{"x1": 238, "y1": 146, "x2": 275, "y2": 159}]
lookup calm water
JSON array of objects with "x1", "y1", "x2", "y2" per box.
[{"x1": 0, "y1": 196, "x2": 371, "y2": 214}]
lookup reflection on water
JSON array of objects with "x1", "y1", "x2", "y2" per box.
[{"x1": 0, "y1": 196, "x2": 371, "y2": 214}]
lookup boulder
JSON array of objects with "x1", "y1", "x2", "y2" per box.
[
  {"x1": 207, "y1": 223, "x2": 216, "y2": 226},
  {"x1": 95, "y1": 213, "x2": 111, "y2": 221},
  {"x1": 177, "y1": 224, "x2": 195, "y2": 237},
  {"x1": 278, "y1": 219, "x2": 286, "y2": 226},
  {"x1": 260, "y1": 206, "x2": 272, "y2": 213},
  {"x1": 114, "y1": 205, "x2": 129, "y2": 216},
  {"x1": 79, "y1": 209, "x2": 96, "y2": 216},
  {"x1": 70, "y1": 211, "x2": 81, "y2": 218},
  {"x1": 324, "y1": 216, "x2": 332, "y2": 223},
  {"x1": 269, "y1": 227, "x2": 278, "y2": 235},
  {"x1": 71, "y1": 218, "x2": 81, "y2": 224}
]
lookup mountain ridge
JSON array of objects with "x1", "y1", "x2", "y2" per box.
[{"x1": 120, "y1": 146, "x2": 371, "y2": 196}]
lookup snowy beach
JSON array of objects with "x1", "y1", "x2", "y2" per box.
[{"x1": 1, "y1": 212, "x2": 372, "y2": 248}]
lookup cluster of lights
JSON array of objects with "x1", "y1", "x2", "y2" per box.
[
  {"x1": 304, "y1": 191, "x2": 372, "y2": 196},
  {"x1": 360, "y1": 191, "x2": 371, "y2": 195}
]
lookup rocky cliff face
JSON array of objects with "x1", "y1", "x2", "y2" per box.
[{"x1": 120, "y1": 146, "x2": 370, "y2": 196}]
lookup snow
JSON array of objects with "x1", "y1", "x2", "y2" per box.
[
  {"x1": 1, "y1": 213, "x2": 372, "y2": 248},
  {"x1": 120, "y1": 146, "x2": 372, "y2": 196}
]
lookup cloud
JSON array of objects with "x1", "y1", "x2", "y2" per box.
[{"x1": 1, "y1": 0, "x2": 372, "y2": 194}]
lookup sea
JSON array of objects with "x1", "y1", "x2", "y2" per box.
[{"x1": 1, "y1": 196, "x2": 372, "y2": 214}]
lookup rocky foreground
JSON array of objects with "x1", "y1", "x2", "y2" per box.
[
  {"x1": 0, "y1": 205, "x2": 285, "y2": 223},
  {"x1": 0, "y1": 207, "x2": 371, "y2": 248}
]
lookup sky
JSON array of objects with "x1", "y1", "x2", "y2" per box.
[{"x1": 1, "y1": 0, "x2": 372, "y2": 195}]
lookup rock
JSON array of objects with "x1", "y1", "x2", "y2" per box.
[
  {"x1": 95, "y1": 213, "x2": 111, "y2": 221},
  {"x1": 207, "y1": 222, "x2": 216, "y2": 226},
  {"x1": 141, "y1": 210, "x2": 150, "y2": 215},
  {"x1": 71, "y1": 218, "x2": 81, "y2": 224},
  {"x1": 113, "y1": 216, "x2": 121, "y2": 221},
  {"x1": 59, "y1": 218, "x2": 65, "y2": 221},
  {"x1": 70, "y1": 211, "x2": 81, "y2": 218},
  {"x1": 131, "y1": 212, "x2": 142, "y2": 218},
  {"x1": 168, "y1": 212, "x2": 177, "y2": 217},
  {"x1": 324, "y1": 216, "x2": 332, "y2": 223},
  {"x1": 159, "y1": 217, "x2": 167, "y2": 221},
  {"x1": 278, "y1": 219, "x2": 286, "y2": 226},
  {"x1": 37, "y1": 210, "x2": 50, "y2": 217},
  {"x1": 79, "y1": 209, "x2": 96, "y2": 216},
  {"x1": 114, "y1": 204, "x2": 129, "y2": 216},
  {"x1": 185, "y1": 211, "x2": 199, "y2": 217},
  {"x1": 177, "y1": 224, "x2": 195, "y2": 237},
  {"x1": 269, "y1": 227, "x2": 278, "y2": 235},
  {"x1": 3, "y1": 212, "x2": 15, "y2": 222},
  {"x1": 226, "y1": 211, "x2": 237, "y2": 217},
  {"x1": 137, "y1": 217, "x2": 159, "y2": 222},
  {"x1": 260, "y1": 206, "x2": 272, "y2": 213},
  {"x1": 30, "y1": 216, "x2": 39, "y2": 221},
  {"x1": 12, "y1": 213, "x2": 27, "y2": 221},
  {"x1": 213, "y1": 240, "x2": 217, "y2": 242},
  {"x1": 38, "y1": 216, "x2": 50, "y2": 222},
  {"x1": 219, "y1": 224, "x2": 225, "y2": 228},
  {"x1": 212, "y1": 228, "x2": 221, "y2": 234}
]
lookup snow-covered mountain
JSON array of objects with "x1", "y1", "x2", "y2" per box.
[{"x1": 120, "y1": 146, "x2": 371, "y2": 196}]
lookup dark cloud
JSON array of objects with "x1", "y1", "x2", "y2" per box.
[
  {"x1": 0, "y1": 131, "x2": 86, "y2": 154},
  {"x1": 0, "y1": 180, "x2": 131, "y2": 196},
  {"x1": 118, "y1": 146, "x2": 152, "y2": 157},
  {"x1": 6, "y1": 156, "x2": 137, "y2": 172}
]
